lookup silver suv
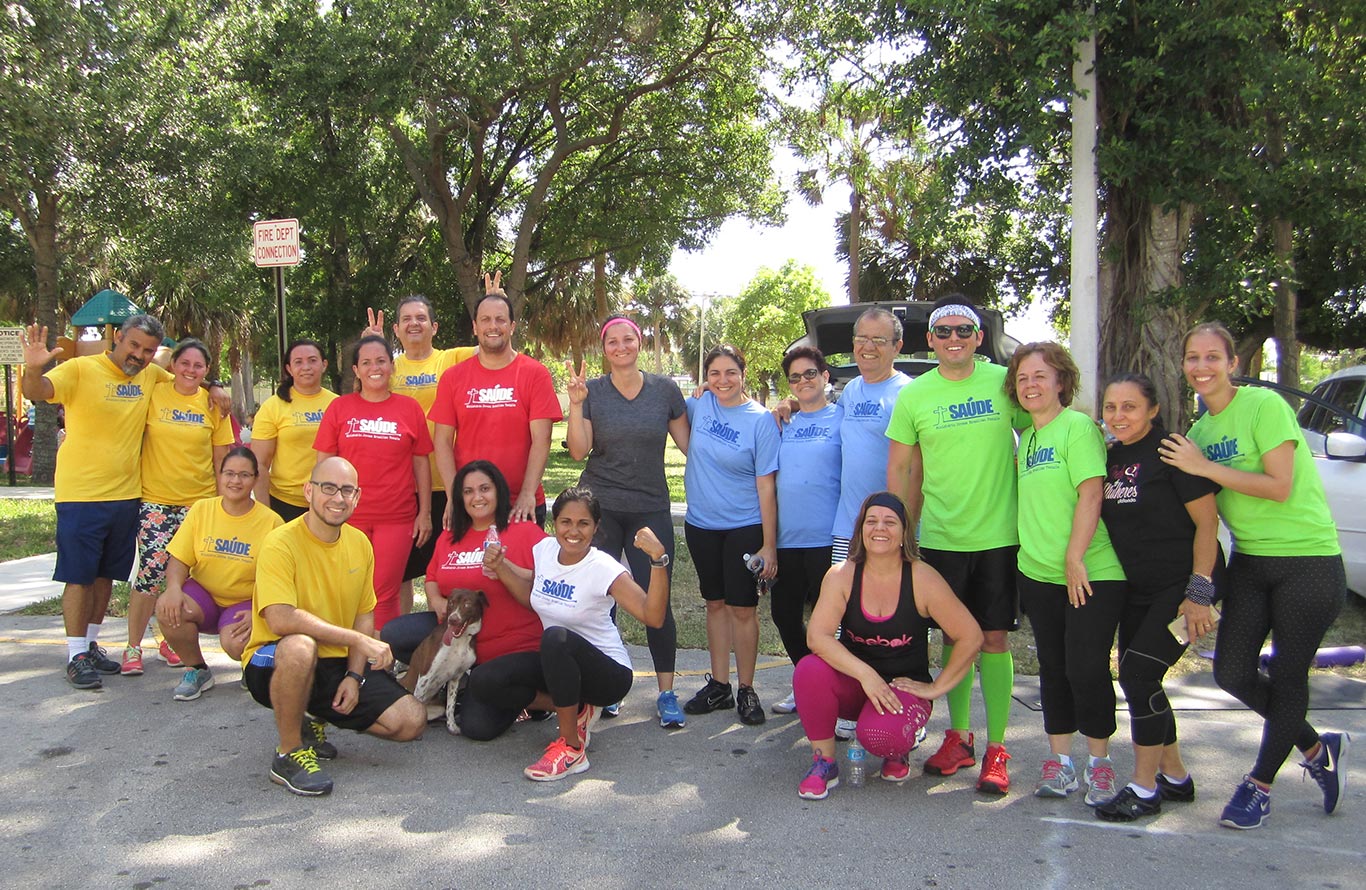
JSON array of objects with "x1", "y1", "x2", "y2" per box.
[{"x1": 1295, "y1": 366, "x2": 1366, "y2": 597}]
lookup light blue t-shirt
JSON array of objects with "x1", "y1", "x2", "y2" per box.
[
  {"x1": 777, "y1": 403, "x2": 843, "y2": 548},
  {"x1": 684, "y1": 392, "x2": 781, "y2": 530},
  {"x1": 833, "y1": 371, "x2": 911, "y2": 539}
]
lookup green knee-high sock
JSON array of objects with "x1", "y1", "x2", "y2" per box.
[
  {"x1": 943, "y1": 644, "x2": 974, "y2": 732},
  {"x1": 979, "y1": 650, "x2": 1014, "y2": 745}
]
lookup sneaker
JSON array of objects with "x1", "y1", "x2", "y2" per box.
[
  {"x1": 834, "y1": 717, "x2": 858, "y2": 741},
  {"x1": 1035, "y1": 757, "x2": 1079, "y2": 798},
  {"x1": 880, "y1": 754, "x2": 911, "y2": 783},
  {"x1": 1219, "y1": 778, "x2": 1271, "y2": 830},
  {"x1": 1096, "y1": 785, "x2": 1162, "y2": 822},
  {"x1": 576, "y1": 703, "x2": 600, "y2": 748},
  {"x1": 1085, "y1": 756, "x2": 1118, "y2": 807},
  {"x1": 157, "y1": 640, "x2": 183, "y2": 667},
  {"x1": 302, "y1": 717, "x2": 338, "y2": 760},
  {"x1": 657, "y1": 690, "x2": 686, "y2": 729},
  {"x1": 87, "y1": 642, "x2": 120, "y2": 674},
  {"x1": 683, "y1": 674, "x2": 734, "y2": 715},
  {"x1": 1301, "y1": 731, "x2": 1350, "y2": 815},
  {"x1": 524, "y1": 737, "x2": 590, "y2": 781},
  {"x1": 736, "y1": 684, "x2": 766, "y2": 725},
  {"x1": 66, "y1": 653, "x2": 102, "y2": 690},
  {"x1": 271, "y1": 746, "x2": 333, "y2": 796},
  {"x1": 912, "y1": 724, "x2": 928, "y2": 751},
  {"x1": 1155, "y1": 772, "x2": 1196, "y2": 802},
  {"x1": 173, "y1": 667, "x2": 215, "y2": 701},
  {"x1": 120, "y1": 646, "x2": 145, "y2": 677},
  {"x1": 797, "y1": 753, "x2": 840, "y2": 800},
  {"x1": 771, "y1": 689, "x2": 798, "y2": 714},
  {"x1": 924, "y1": 730, "x2": 976, "y2": 776},
  {"x1": 602, "y1": 702, "x2": 621, "y2": 719},
  {"x1": 976, "y1": 744, "x2": 1011, "y2": 795}
]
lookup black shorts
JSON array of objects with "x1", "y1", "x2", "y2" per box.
[
  {"x1": 685, "y1": 522, "x2": 764, "y2": 607},
  {"x1": 921, "y1": 545, "x2": 1020, "y2": 633},
  {"x1": 243, "y1": 643, "x2": 410, "y2": 732},
  {"x1": 404, "y1": 490, "x2": 448, "y2": 582}
]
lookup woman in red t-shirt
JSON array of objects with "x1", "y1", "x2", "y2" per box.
[
  {"x1": 381, "y1": 460, "x2": 548, "y2": 739},
  {"x1": 314, "y1": 335, "x2": 433, "y2": 630}
]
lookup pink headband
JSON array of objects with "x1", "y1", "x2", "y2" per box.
[{"x1": 600, "y1": 317, "x2": 642, "y2": 342}]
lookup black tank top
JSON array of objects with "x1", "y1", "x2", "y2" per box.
[{"x1": 840, "y1": 561, "x2": 932, "y2": 683}]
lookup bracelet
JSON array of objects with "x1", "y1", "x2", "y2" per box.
[
  {"x1": 1184, "y1": 572, "x2": 1216, "y2": 606},
  {"x1": 344, "y1": 670, "x2": 366, "y2": 686}
]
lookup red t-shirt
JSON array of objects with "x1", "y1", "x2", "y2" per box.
[
  {"x1": 428, "y1": 353, "x2": 563, "y2": 506},
  {"x1": 425, "y1": 521, "x2": 546, "y2": 664},
  {"x1": 314, "y1": 392, "x2": 434, "y2": 525}
]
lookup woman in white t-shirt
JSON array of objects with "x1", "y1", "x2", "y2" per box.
[{"x1": 483, "y1": 486, "x2": 670, "y2": 782}]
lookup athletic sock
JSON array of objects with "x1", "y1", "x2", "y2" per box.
[
  {"x1": 1089, "y1": 754, "x2": 1109, "y2": 768},
  {"x1": 85, "y1": 623, "x2": 101, "y2": 645},
  {"x1": 942, "y1": 644, "x2": 974, "y2": 732},
  {"x1": 67, "y1": 637, "x2": 88, "y2": 661},
  {"x1": 1127, "y1": 782, "x2": 1158, "y2": 799},
  {"x1": 1159, "y1": 771, "x2": 1189, "y2": 784},
  {"x1": 978, "y1": 650, "x2": 1014, "y2": 745},
  {"x1": 1056, "y1": 753, "x2": 1073, "y2": 768}
]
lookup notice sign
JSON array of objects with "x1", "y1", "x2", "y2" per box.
[
  {"x1": 0, "y1": 327, "x2": 22, "y2": 364},
  {"x1": 253, "y1": 218, "x2": 301, "y2": 267}
]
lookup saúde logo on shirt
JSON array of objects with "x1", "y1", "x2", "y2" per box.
[
  {"x1": 789, "y1": 424, "x2": 832, "y2": 441},
  {"x1": 344, "y1": 416, "x2": 402, "y2": 440},
  {"x1": 537, "y1": 578, "x2": 576, "y2": 601},
  {"x1": 293, "y1": 409, "x2": 326, "y2": 425},
  {"x1": 105, "y1": 382, "x2": 144, "y2": 401},
  {"x1": 847, "y1": 399, "x2": 884, "y2": 420},
  {"x1": 1201, "y1": 435, "x2": 1241, "y2": 464},
  {"x1": 465, "y1": 384, "x2": 517, "y2": 409},
  {"x1": 439, "y1": 548, "x2": 484, "y2": 570},
  {"x1": 402, "y1": 372, "x2": 438, "y2": 388},
  {"x1": 200, "y1": 535, "x2": 255, "y2": 562},
  {"x1": 160, "y1": 406, "x2": 207, "y2": 425},
  {"x1": 1104, "y1": 463, "x2": 1140, "y2": 504},
  {"x1": 700, "y1": 414, "x2": 742, "y2": 447},
  {"x1": 932, "y1": 396, "x2": 999, "y2": 428}
]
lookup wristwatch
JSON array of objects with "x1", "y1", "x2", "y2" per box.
[
  {"x1": 345, "y1": 670, "x2": 366, "y2": 686},
  {"x1": 650, "y1": 554, "x2": 670, "y2": 568}
]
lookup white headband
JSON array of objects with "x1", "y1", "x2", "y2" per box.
[{"x1": 929, "y1": 304, "x2": 981, "y2": 328}]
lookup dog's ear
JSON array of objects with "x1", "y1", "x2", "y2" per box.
[{"x1": 474, "y1": 590, "x2": 489, "y2": 609}]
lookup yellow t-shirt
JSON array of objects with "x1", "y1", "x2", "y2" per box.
[
  {"x1": 141, "y1": 382, "x2": 235, "y2": 505},
  {"x1": 44, "y1": 354, "x2": 171, "y2": 502},
  {"x1": 244, "y1": 517, "x2": 376, "y2": 663},
  {"x1": 252, "y1": 388, "x2": 338, "y2": 506},
  {"x1": 167, "y1": 497, "x2": 283, "y2": 607},
  {"x1": 392, "y1": 347, "x2": 474, "y2": 492}
]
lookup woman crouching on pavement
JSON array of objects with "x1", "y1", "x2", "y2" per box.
[{"x1": 793, "y1": 491, "x2": 982, "y2": 800}]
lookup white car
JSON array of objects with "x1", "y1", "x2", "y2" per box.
[{"x1": 1293, "y1": 366, "x2": 1366, "y2": 597}]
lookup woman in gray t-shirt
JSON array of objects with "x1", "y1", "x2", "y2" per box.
[{"x1": 565, "y1": 316, "x2": 690, "y2": 729}]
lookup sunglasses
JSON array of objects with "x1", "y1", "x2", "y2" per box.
[
  {"x1": 932, "y1": 324, "x2": 979, "y2": 340},
  {"x1": 787, "y1": 368, "x2": 822, "y2": 384}
]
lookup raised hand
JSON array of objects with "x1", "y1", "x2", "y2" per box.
[
  {"x1": 564, "y1": 359, "x2": 589, "y2": 405},
  {"x1": 483, "y1": 271, "x2": 503, "y2": 294},
  {"x1": 363, "y1": 307, "x2": 385, "y2": 337},
  {"x1": 21, "y1": 324, "x2": 62, "y2": 367}
]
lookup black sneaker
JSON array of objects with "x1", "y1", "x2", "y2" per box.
[
  {"x1": 302, "y1": 717, "x2": 338, "y2": 760},
  {"x1": 271, "y1": 746, "x2": 334, "y2": 796},
  {"x1": 1096, "y1": 785, "x2": 1162, "y2": 822},
  {"x1": 1155, "y1": 772, "x2": 1195, "y2": 802},
  {"x1": 736, "y1": 684, "x2": 766, "y2": 725},
  {"x1": 87, "y1": 642, "x2": 120, "y2": 675},
  {"x1": 683, "y1": 673, "x2": 734, "y2": 715},
  {"x1": 67, "y1": 653, "x2": 102, "y2": 690}
]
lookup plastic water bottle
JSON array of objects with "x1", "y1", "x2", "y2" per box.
[
  {"x1": 482, "y1": 526, "x2": 501, "y2": 578},
  {"x1": 846, "y1": 736, "x2": 866, "y2": 787},
  {"x1": 742, "y1": 552, "x2": 769, "y2": 595}
]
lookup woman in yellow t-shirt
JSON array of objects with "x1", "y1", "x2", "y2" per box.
[
  {"x1": 156, "y1": 447, "x2": 283, "y2": 700},
  {"x1": 250, "y1": 339, "x2": 338, "y2": 520},
  {"x1": 122, "y1": 339, "x2": 234, "y2": 676}
]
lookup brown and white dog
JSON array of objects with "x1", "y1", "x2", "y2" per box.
[{"x1": 401, "y1": 588, "x2": 487, "y2": 734}]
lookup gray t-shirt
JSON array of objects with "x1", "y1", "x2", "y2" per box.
[{"x1": 578, "y1": 372, "x2": 687, "y2": 512}]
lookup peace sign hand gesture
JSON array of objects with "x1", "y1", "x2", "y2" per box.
[
  {"x1": 564, "y1": 359, "x2": 589, "y2": 405},
  {"x1": 363, "y1": 307, "x2": 385, "y2": 338}
]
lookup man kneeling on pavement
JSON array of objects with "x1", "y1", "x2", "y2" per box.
[{"x1": 242, "y1": 455, "x2": 425, "y2": 795}]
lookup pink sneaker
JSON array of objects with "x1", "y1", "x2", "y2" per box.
[
  {"x1": 120, "y1": 646, "x2": 144, "y2": 676},
  {"x1": 880, "y1": 754, "x2": 912, "y2": 783},
  {"x1": 158, "y1": 640, "x2": 182, "y2": 667},
  {"x1": 576, "y1": 703, "x2": 600, "y2": 748},
  {"x1": 798, "y1": 754, "x2": 841, "y2": 800},
  {"x1": 524, "y1": 737, "x2": 590, "y2": 781}
]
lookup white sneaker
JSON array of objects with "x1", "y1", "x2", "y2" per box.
[
  {"x1": 835, "y1": 717, "x2": 858, "y2": 740},
  {"x1": 771, "y1": 689, "x2": 798, "y2": 714}
]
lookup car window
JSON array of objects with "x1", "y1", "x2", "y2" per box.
[{"x1": 1299, "y1": 378, "x2": 1366, "y2": 437}]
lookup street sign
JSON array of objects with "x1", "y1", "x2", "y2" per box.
[
  {"x1": 0, "y1": 327, "x2": 23, "y2": 364},
  {"x1": 253, "y1": 218, "x2": 301, "y2": 267}
]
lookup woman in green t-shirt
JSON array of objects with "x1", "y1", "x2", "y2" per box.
[
  {"x1": 1159, "y1": 322, "x2": 1349, "y2": 830},
  {"x1": 1006, "y1": 342, "x2": 1128, "y2": 806}
]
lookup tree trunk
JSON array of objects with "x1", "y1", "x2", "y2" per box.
[
  {"x1": 848, "y1": 187, "x2": 861, "y2": 303},
  {"x1": 1271, "y1": 216, "x2": 1299, "y2": 398},
  {"x1": 29, "y1": 192, "x2": 61, "y2": 485}
]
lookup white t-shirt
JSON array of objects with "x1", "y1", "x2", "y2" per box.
[{"x1": 529, "y1": 537, "x2": 632, "y2": 669}]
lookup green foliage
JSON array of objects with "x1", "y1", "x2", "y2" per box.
[{"x1": 725, "y1": 261, "x2": 830, "y2": 399}]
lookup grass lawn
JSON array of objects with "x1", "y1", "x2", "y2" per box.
[{"x1": 0, "y1": 498, "x2": 56, "y2": 562}]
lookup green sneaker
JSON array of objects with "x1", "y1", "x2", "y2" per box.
[
  {"x1": 270, "y1": 746, "x2": 333, "y2": 796},
  {"x1": 173, "y1": 667, "x2": 215, "y2": 701}
]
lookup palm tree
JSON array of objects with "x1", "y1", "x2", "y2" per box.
[{"x1": 626, "y1": 274, "x2": 692, "y2": 374}]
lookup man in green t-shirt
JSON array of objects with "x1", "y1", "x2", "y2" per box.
[{"x1": 886, "y1": 295, "x2": 1026, "y2": 795}]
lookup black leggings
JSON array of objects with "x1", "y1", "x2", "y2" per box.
[
  {"x1": 595, "y1": 508, "x2": 677, "y2": 674},
  {"x1": 770, "y1": 546, "x2": 830, "y2": 666},
  {"x1": 1213, "y1": 553, "x2": 1345, "y2": 785},
  {"x1": 1019, "y1": 574, "x2": 1127, "y2": 740},
  {"x1": 1116, "y1": 583, "x2": 1188, "y2": 747},
  {"x1": 472, "y1": 627, "x2": 633, "y2": 714}
]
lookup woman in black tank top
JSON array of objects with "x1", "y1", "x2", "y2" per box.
[{"x1": 791, "y1": 492, "x2": 985, "y2": 800}]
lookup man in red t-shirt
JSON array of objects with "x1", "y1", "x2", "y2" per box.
[{"x1": 430, "y1": 291, "x2": 562, "y2": 526}]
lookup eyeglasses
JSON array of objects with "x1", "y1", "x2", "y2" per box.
[
  {"x1": 310, "y1": 481, "x2": 361, "y2": 500},
  {"x1": 787, "y1": 368, "x2": 821, "y2": 384},
  {"x1": 852, "y1": 335, "x2": 893, "y2": 348},
  {"x1": 932, "y1": 324, "x2": 979, "y2": 340},
  {"x1": 220, "y1": 470, "x2": 257, "y2": 480}
]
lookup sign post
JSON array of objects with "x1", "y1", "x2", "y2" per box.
[
  {"x1": 253, "y1": 218, "x2": 301, "y2": 375},
  {"x1": 0, "y1": 327, "x2": 24, "y2": 486}
]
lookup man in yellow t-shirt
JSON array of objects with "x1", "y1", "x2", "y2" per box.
[
  {"x1": 242, "y1": 456, "x2": 425, "y2": 796},
  {"x1": 21, "y1": 316, "x2": 171, "y2": 691}
]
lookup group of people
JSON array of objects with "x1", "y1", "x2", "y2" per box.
[{"x1": 19, "y1": 290, "x2": 1351, "y2": 828}]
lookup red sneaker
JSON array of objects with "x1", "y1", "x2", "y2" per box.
[
  {"x1": 976, "y1": 743, "x2": 1012, "y2": 795},
  {"x1": 923, "y1": 729, "x2": 976, "y2": 776},
  {"x1": 524, "y1": 737, "x2": 590, "y2": 782},
  {"x1": 158, "y1": 640, "x2": 183, "y2": 667},
  {"x1": 120, "y1": 646, "x2": 144, "y2": 677}
]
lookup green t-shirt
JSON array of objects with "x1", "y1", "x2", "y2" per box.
[
  {"x1": 1016, "y1": 408, "x2": 1126, "y2": 584},
  {"x1": 886, "y1": 363, "x2": 1028, "y2": 551},
  {"x1": 1186, "y1": 386, "x2": 1339, "y2": 557}
]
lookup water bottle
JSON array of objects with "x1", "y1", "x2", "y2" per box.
[
  {"x1": 482, "y1": 526, "x2": 501, "y2": 578},
  {"x1": 845, "y1": 736, "x2": 866, "y2": 787},
  {"x1": 742, "y1": 552, "x2": 769, "y2": 595}
]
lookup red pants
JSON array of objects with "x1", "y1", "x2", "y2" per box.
[{"x1": 347, "y1": 518, "x2": 414, "y2": 631}]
